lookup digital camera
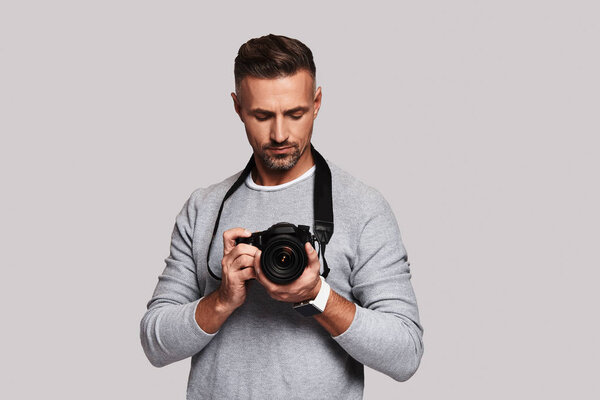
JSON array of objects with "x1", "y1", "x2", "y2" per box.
[{"x1": 235, "y1": 222, "x2": 315, "y2": 284}]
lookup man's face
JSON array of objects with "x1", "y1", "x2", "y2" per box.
[{"x1": 232, "y1": 70, "x2": 322, "y2": 171}]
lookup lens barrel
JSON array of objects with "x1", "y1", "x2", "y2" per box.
[{"x1": 261, "y1": 235, "x2": 307, "y2": 284}]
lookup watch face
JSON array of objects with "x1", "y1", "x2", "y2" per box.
[{"x1": 293, "y1": 303, "x2": 322, "y2": 317}]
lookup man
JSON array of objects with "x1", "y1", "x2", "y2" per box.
[{"x1": 140, "y1": 34, "x2": 424, "y2": 399}]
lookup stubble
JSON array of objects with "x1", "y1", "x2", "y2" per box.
[{"x1": 259, "y1": 143, "x2": 302, "y2": 171}]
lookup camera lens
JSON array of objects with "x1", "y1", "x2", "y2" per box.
[
  {"x1": 274, "y1": 247, "x2": 295, "y2": 269},
  {"x1": 262, "y1": 236, "x2": 307, "y2": 284}
]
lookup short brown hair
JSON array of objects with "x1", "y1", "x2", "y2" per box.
[{"x1": 234, "y1": 34, "x2": 316, "y2": 96}]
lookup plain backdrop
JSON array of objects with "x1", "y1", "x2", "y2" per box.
[{"x1": 1, "y1": 1, "x2": 599, "y2": 399}]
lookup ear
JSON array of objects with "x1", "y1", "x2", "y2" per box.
[
  {"x1": 313, "y1": 86, "x2": 322, "y2": 120},
  {"x1": 231, "y1": 92, "x2": 244, "y2": 122}
]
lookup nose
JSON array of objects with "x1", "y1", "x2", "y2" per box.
[{"x1": 270, "y1": 116, "x2": 289, "y2": 144}]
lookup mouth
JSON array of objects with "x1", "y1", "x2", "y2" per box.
[{"x1": 268, "y1": 146, "x2": 293, "y2": 154}]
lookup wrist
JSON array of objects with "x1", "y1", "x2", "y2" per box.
[
  {"x1": 293, "y1": 276, "x2": 331, "y2": 317},
  {"x1": 195, "y1": 291, "x2": 234, "y2": 334},
  {"x1": 214, "y1": 289, "x2": 237, "y2": 316},
  {"x1": 308, "y1": 277, "x2": 322, "y2": 301}
]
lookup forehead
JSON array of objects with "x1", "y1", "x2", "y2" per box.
[{"x1": 238, "y1": 70, "x2": 314, "y2": 110}]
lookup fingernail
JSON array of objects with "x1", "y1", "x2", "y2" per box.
[{"x1": 244, "y1": 229, "x2": 251, "y2": 235}]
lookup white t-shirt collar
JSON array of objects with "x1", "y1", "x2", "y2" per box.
[{"x1": 245, "y1": 165, "x2": 316, "y2": 192}]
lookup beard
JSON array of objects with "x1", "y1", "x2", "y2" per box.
[{"x1": 259, "y1": 142, "x2": 303, "y2": 171}]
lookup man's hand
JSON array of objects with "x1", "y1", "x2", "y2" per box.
[
  {"x1": 216, "y1": 227, "x2": 258, "y2": 313},
  {"x1": 195, "y1": 227, "x2": 257, "y2": 333},
  {"x1": 253, "y1": 242, "x2": 322, "y2": 303}
]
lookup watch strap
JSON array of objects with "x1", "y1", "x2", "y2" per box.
[{"x1": 293, "y1": 276, "x2": 331, "y2": 316}]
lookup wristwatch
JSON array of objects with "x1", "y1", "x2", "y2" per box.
[{"x1": 293, "y1": 276, "x2": 331, "y2": 317}]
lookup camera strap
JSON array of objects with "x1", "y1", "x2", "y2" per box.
[
  {"x1": 206, "y1": 144, "x2": 334, "y2": 280},
  {"x1": 311, "y1": 145, "x2": 333, "y2": 279}
]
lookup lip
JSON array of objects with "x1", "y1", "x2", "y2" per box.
[{"x1": 268, "y1": 146, "x2": 293, "y2": 154}]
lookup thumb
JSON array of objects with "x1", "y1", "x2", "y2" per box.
[{"x1": 305, "y1": 242, "x2": 320, "y2": 272}]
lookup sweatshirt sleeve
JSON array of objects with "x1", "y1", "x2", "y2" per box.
[
  {"x1": 140, "y1": 190, "x2": 217, "y2": 368},
  {"x1": 332, "y1": 189, "x2": 424, "y2": 381}
]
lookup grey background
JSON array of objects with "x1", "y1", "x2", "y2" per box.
[{"x1": 1, "y1": 1, "x2": 598, "y2": 398}]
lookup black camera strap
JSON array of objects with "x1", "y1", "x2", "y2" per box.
[
  {"x1": 311, "y1": 145, "x2": 333, "y2": 279},
  {"x1": 206, "y1": 144, "x2": 334, "y2": 280}
]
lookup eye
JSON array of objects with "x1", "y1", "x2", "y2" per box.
[
  {"x1": 290, "y1": 114, "x2": 303, "y2": 120},
  {"x1": 255, "y1": 115, "x2": 270, "y2": 121}
]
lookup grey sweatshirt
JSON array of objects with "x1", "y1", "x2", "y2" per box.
[{"x1": 140, "y1": 161, "x2": 424, "y2": 399}]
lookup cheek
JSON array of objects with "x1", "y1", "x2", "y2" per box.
[
  {"x1": 293, "y1": 119, "x2": 314, "y2": 140},
  {"x1": 244, "y1": 121, "x2": 269, "y2": 142}
]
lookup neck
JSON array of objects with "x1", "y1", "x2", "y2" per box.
[{"x1": 252, "y1": 149, "x2": 315, "y2": 186}]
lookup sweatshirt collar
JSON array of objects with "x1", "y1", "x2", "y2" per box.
[{"x1": 245, "y1": 165, "x2": 316, "y2": 192}]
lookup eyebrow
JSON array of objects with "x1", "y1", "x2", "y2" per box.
[{"x1": 250, "y1": 106, "x2": 310, "y2": 116}]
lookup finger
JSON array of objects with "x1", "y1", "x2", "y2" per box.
[
  {"x1": 252, "y1": 249, "x2": 262, "y2": 277},
  {"x1": 230, "y1": 254, "x2": 256, "y2": 272},
  {"x1": 253, "y1": 250, "x2": 273, "y2": 289},
  {"x1": 236, "y1": 266, "x2": 256, "y2": 281},
  {"x1": 222, "y1": 245, "x2": 258, "y2": 276},
  {"x1": 305, "y1": 242, "x2": 321, "y2": 273},
  {"x1": 226, "y1": 243, "x2": 259, "y2": 262},
  {"x1": 223, "y1": 227, "x2": 252, "y2": 255}
]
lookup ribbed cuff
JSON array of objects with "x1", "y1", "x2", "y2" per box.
[{"x1": 331, "y1": 302, "x2": 363, "y2": 341}]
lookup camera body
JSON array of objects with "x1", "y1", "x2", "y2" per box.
[{"x1": 235, "y1": 222, "x2": 315, "y2": 284}]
